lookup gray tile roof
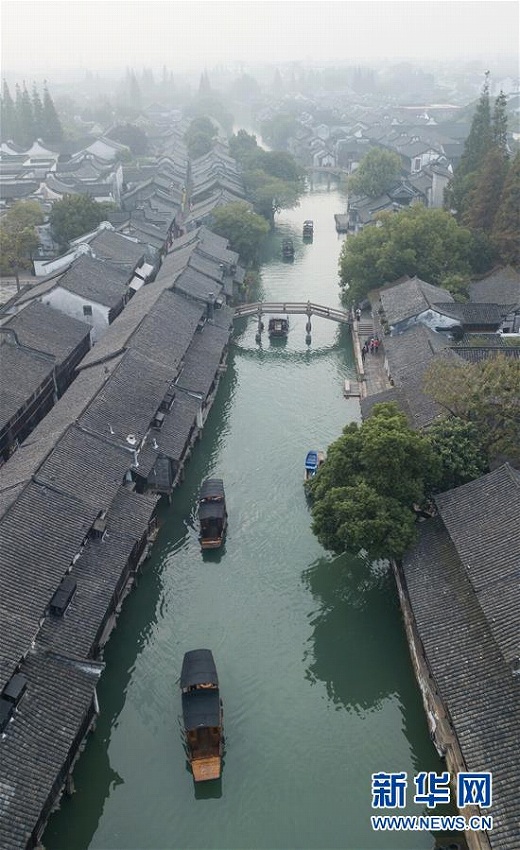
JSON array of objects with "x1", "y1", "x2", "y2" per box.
[
  {"x1": 402, "y1": 514, "x2": 520, "y2": 850},
  {"x1": 0, "y1": 480, "x2": 93, "y2": 680},
  {"x1": 0, "y1": 342, "x2": 55, "y2": 427},
  {"x1": 37, "y1": 487, "x2": 158, "y2": 658},
  {"x1": 0, "y1": 650, "x2": 102, "y2": 850},
  {"x1": 55, "y1": 254, "x2": 129, "y2": 308},
  {"x1": 433, "y1": 302, "x2": 509, "y2": 327},
  {"x1": 176, "y1": 316, "x2": 231, "y2": 396},
  {"x1": 469, "y1": 267, "x2": 520, "y2": 307},
  {"x1": 87, "y1": 229, "x2": 146, "y2": 269},
  {"x1": 174, "y1": 265, "x2": 223, "y2": 304},
  {"x1": 1, "y1": 301, "x2": 90, "y2": 362},
  {"x1": 138, "y1": 391, "x2": 200, "y2": 474},
  {"x1": 359, "y1": 386, "x2": 414, "y2": 425},
  {"x1": 79, "y1": 349, "x2": 174, "y2": 449},
  {"x1": 380, "y1": 276, "x2": 454, "y2": 326},
  {"x1": 435, "y1": 464, "x2": 520, "y2": 667}
]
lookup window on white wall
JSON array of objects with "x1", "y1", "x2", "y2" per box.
[
  {"x1": 83, "y1": 305, "x2": 93, "y2": 317},
  {"x1": 414, "y1": 158, "x2": 421, "y2": 172}
]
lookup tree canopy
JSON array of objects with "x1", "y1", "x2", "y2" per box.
[
  {"x1": 338, "y1": 204, "x2": 475, "y2": 307},
  {"x1": 307, "y1": 403, "x2": 440, "y2": 560},
  {"x1": 49, "y1": 195, "x2": 117, "y2": 247},
  {"x1": 229, "y1": 131, "x2": 303, "y2": 226},
  {"x1": 348, "y1": 148, "x2": 403, "y2": 198},
  {"x1": 107, "y1": 123, "x2": 148, "y2": 155},
  {"x1": 492, "y1": 151, "x2": 520, "y2": 266},
  {"x1": 184, "y1": 116, "x2": 217, "y2": 159},
  {"x1": 425, "y1": 418, "x2": 489, "y2": 492},
  {"x1": 423, "y1": 356, "x2": 520, "y2": 465},
  {"x1": 0, "y1": 200, "x2": 44, "y2": 287},
  {"x1": 210, "y1": 201, "x2": 269, "y2": 265},
  {"x1": 259, "y1": 113, "x2": 298, "y2": 150}
]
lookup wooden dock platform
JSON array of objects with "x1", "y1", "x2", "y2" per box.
[{"x1": 334, "y1": 214, "x2": 349, "y2": 233}]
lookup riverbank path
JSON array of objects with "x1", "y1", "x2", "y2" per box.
[{"x1": 351, "y1": 309, "x2": 392, "y2": 398}]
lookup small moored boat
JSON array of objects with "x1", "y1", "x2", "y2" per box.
[
  {"x1": 303, "y1": 220, "x2": 314, "y2": 239},
  {"x1": 304, "y1": 450, "x2": 325, "y2": 481},
  {"x1": 282, "y1": 238, "x2": 294, "y2": 259},
  {"x1": 198, "y1": 479, "x2": 227, "y2": 549},
  {"x1": 268, "y1": 317, "x2": 289, "y2": 338},
  {"x1": 181, "y1": 649, "x2": 223, "y2": 782}
]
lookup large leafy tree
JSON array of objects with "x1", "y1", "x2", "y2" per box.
[
  {"x1": 307, "y1": 404, "x2": 440, "y2": 560},
  {"x1": 423, "y1": 356, "x2": 520, "y2": 464},
  {"x1": 49, "y1": 195, "x2": 117, "y2": 247},
  {"x1": 338, "y1": 204, "x2": 474, "y2": 307},
  {"x1": 463, "y1": 146, "x2": 509, "y2": 234},
  {"x1": 16, "y1": 82, "x2": 34, "y2": 148},
  {"x1": 107, "y1": 123, "x2": 148, "y2": 155},
  {"x1": 259, "y1": 113, "x2": 298, "y2": 150},
  {"x1": 348, "y1": 148, "x2": 403, "y2": 197},
  {"x1": 425, "y1": 418, "x2": 488, "y2": 492},
  {"x1": 0, "y1": 200, "x2": 44, "y2": 288},
  {"x1": 211, "y1": 201, "x2": 269, "y2": 265}
]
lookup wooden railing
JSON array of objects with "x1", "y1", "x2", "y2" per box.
[{"x1": 234, "y1": 301, "x2": 351, "y2": 325}]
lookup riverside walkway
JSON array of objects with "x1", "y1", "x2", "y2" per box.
[{"x1": 350, "y1": 308, "x2": 392, "y2": 398}]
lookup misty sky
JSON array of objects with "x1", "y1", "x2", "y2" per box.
[{"x1": 1, "y1": 1, "x2": 518, "y2": 75}]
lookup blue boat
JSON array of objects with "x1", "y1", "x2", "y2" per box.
[{"x1": 304, "y1": 450, "x2": 325, "y2": 481}]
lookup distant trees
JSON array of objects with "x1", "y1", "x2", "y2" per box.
[
  {"x1": 211, "y1": 201, "x2": 269, "y2": 265},
  {"x1": 49, "y1": 195, "x2": 117, "y2": 248},
  {"x1": 0, "y1": 80, "x2": 63, "y2": 146},
  {"x1": 0, "y1": 200, "x2": 44, "y2": 288},
  {"x1": 259, "y1": 113, "x2": 298, "y2": 150},
  {"x1": 107, "y1": 123, "x2": 148, "y2": 155},
  {"x1": 492, "y1": 151, "x2": 520, "y2": 266},
  {"x1": 229, "y1": 130, "x2": 304, "y2": 227},
  {"x1": 338, "y1": 205, "x2": 475, "y2": 307},
  {"x1": 184, "y1": 116, "x2": 217, "y2": 159},
  {"x1": 348, "y1": 148, "x2": 403, "y2": 197}
]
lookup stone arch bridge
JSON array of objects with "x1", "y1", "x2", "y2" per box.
[{"x1": 233, "y1": 301, "x2": 351, "y2": 343}]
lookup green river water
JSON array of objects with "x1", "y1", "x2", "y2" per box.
[{"x1": 44, "y1": 183, "x2": 443, "y2": 850}]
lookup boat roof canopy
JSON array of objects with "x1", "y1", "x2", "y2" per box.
[
  {"x1": 199, "y1": 501, "x2": 226, "y2": 520},
  {"x1": 305, "y1": 451, "x2": 318, "y2": 469},
  {"x1": 181, "y1": 649, "x2": 219, "y2": 688},
  {"x1": 199, "y1": 479, "x2": 225, "y2": 501},
  {"x1": 182, "y1": 689, "x2": 221, "y2": 730}
]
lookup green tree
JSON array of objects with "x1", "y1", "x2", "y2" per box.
[
  {"x1": 463, "y1": 146, "x2": 509, "y2": 233},
  {"x1": 423, "y1": 356, "x2": 520, "y2": 464},
  {"x1": 492, "y1": 151, "x2": 520, "y2": 265},
  {"x1": 492, "y1": 90, "x2": 509, "y2": 153},
  {"x1": 1, "y1": 80, "x2": 17, "y2": 141},
  {"x1": 229, "y1": 129, "x2": 259, "y2": 162},
  {"x1": 184, "y1": 115, "x2": 217, "y2": 159},
  {"x1": 107, "y1": 123, "x2": 148, "y2": 155},
  {"x1": 49, "y1": 195, "x2": 117, "y2": 247},
  {"x1": 0, "y1": 200, "x2": 44, "y2": 288},
  {"x1": 348, "y1": 148, "x2": 403, "y2": 197},
  {"x1": 260, "y1": 113, "x2": 298, "y2": 150},
  {"x1": 338, "y1": 205, "x2": 474, "y2": 307},
  {"x1": 307, "y1": 403, "x2": 440, "y2": 560},
  {"x1": 41, "y1": 81, "x2": 63, "y2": 142},
  {"x1": 31, "y1": 82, "x2": 44, "y2": 138},
  {"x1": 16, "y1": 82, "x2": 34, "y2": 147},
  {"x1": 211, "y1": 201, "x2": 269, "y2": 265},
  {"x1": 425, "y1": 418, "x2": 489, "y2": 492},
  {"x1": 445, "y1": 73, "x2": 493, "y2": 217}
]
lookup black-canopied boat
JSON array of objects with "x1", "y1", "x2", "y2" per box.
[
  {"x1": 181, "y1": 649, "x2": 223, "y2": 782},
  {"x1": 303, "y1": 220, "x2": 314, "y2": 239},
  {"x1": 198, "y1": 478, "x2": 227, "y2": 549},
  {"x1": 268, "y1": 317, "x2": 289, "y2": 338},
  {"x1": 282, "y1": 238, "x2": 294, "y2": 259}
]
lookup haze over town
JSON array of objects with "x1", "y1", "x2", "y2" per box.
[{"x1": 2, "y1": 0, "x2": 519, "y2": 79}]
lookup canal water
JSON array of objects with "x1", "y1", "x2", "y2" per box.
[{"x1": 44, "y1": 183, "x2": 442, "y2": 850}]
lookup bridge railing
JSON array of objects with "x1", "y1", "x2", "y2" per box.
[{"x1": 233, "y1": 301, "x2": 351, "y2": 324}]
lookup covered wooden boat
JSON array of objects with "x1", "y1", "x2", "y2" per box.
[
  {"x1": 282, "y1": 238, "x2": 294, "y2": 259},
  {"x1": 303, "y1": 220, "x2": 314, "y2": 238},
  {"x1": 198, "y1": 478, "x2": 227, "y2": 549},
  {"x1": 181, "y1": 649, "x2": 223, "y2": 782},
  {"x1": 304, "y1": 450, "x2": 325, "y2": 481},
  {"x1": 268, "y1": 317, "x2": 289, "y2": 338}
]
